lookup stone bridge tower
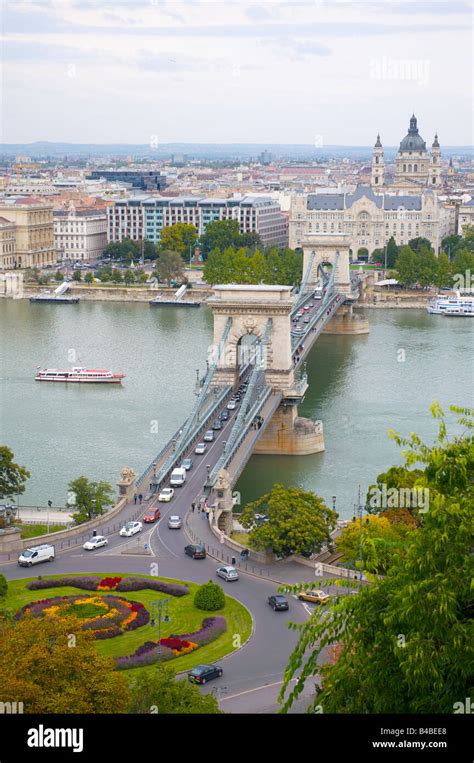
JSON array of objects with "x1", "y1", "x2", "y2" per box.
[{"x1": 301, "y1": 232, "x2": 352, "y2": 296}]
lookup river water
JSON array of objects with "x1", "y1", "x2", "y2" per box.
[{"x1": 0, "y1": 300, "x2": 472, "y2": 518}]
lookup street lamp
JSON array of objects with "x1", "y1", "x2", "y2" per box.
[
  {"x1": 353, "y1": 486, "x2": 365, "y2": 585},
  {"x1": 150, "y1": 599, "x2": 171, "y2": 661},
  {"x1": 152, "y1": 461, "x2": 157, "y2": 478},
  {"x1": 332, "y1": 495, "x2": 337, "y2": 512}
]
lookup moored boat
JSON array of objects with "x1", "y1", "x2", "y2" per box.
[
  {"x1": 35, "y1": 367, "x2": 125, "y2": 383},
  {"x1": 427, "y1": 291, "x2": 474, "y2": 317}
]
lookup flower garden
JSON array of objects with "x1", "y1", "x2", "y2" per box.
[{"x1": 7, "y1": 573, "x2": 252, "y2": 676}]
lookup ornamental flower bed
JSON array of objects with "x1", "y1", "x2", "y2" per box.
[
  {"x1": 115, "y1": 616, "x2": 227, "y2": 670},
  {"x1": 16, "y1": 594, "x2": 150, "y2": 639},
  {"x1": 27, "y1": 575, "x2": 189, "y2": 597}
]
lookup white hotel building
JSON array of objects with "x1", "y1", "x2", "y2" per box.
[
  {"x1": 107, "y1": 195, "x2": 288, "y2": 248},
  {"x1": 54, "y1": 209, "x2": 107, "y2": 263}
]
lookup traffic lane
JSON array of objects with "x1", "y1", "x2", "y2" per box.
[{"x1": 218, "y1": 676, "x2": 317, "y2": 714}]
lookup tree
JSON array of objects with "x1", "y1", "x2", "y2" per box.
[
  {"x1": 416, "y1": 245, "x2": 438, "y2": 288},
  {"x1": 84, "y1": 272, "x2": 94, "y2": 283},
  {"x1": 111, "y1": 268, "x2": 123, "y2": 283},
  {"x1": 54, "y1": 270, "x2": 64, "y2": 282},
  {"x1": 357, "y1": 247, "x2": 369, "y2": 261},
  {"x1": 194, "y1": 580, "x2": 225, "y2": 611},
  {"x1": 434, "y1": 251, "x2": 452, "y2": 288},
  {"x1": 0, "y1": 574, "x2": 7, "y2": 599},
  {"x1": 408, "y1": 236, "x2": 432, "y2": 253},
  {"x1": 155, "y1": 249, "x2": 185, "y2": 286},
  {"x1": 240, "y1": 484, "x2": 337, "y2": 558},
  {"x1": 72, "y1": 269, "x2": 82, "y2": 282},
  {"x1": 395, "y1": 245, "x2": 417, "y2": 286},
  {"x1": 385, "y1": 236, "x2": 399, "y2": 269},
  {"x1": 280, "y1": 405, "x2": 474, "y2": 714},
  {"x1": 202, "y1": 247, "x2": 229, "y2": 285},
  {"x1": 200, "y1": 219, "x2": 241, "y2": 257},
  {"x1": 159, "y1": 223, "x2": 197, "y2": 259},
  {"x1": 336, "y1": 514, "x2": 414, "y2": 574},
  {"x1": 0, "y1": 614, "x2": 129, "y2": 713},
  {"x1": 239, "y1": 231, "x2": 262, "y2": 250},
  {"x1": 123, "y1": 270, "x2": 136, "y2": 285},
  {"x1": 68, "y1": 476, "x2": 114, "y2": 524},
  {"x1": 0, "y1": 446, "x2": 30, "y2": 500},
  {"x1": 128, "y1": 665, "x2": 221, "y2": 714},
  {"x1": 365, "y1": 465, "x2": 424, "y2": 515},
  {"x1": 142, "y1": 239, "x2": 158, "y2": 261},
  {"x1": 441, "y1": 234, "x2": 462, "y2": 258}
]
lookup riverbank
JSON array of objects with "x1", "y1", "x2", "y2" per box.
[{"x1": 9, "y1": 283, "x2": 214, "y2": 303}]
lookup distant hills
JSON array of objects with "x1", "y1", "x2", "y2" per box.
[{"x1": 0, "y1": 142, "x2": 472, "y2": 161}]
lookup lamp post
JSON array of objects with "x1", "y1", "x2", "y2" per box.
[
  {"x1": 150, "y1": 599, "x2": 171, "y2": 661},
  {"x1": 331, "y1": 495, "x2": 337, "y2": 512},
  {"x1": 354, "y1": 485, "x2": 365, "y2": 585}
]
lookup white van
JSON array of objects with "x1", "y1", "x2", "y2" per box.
[
  {"x1": 18, "y1": 544, "x2": 55, "y2": 567},
  {"x1": 170, "y1": 467, "x2": 186, "y2": 487}
]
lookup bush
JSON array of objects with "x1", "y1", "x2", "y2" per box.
[
  {"x1": 193, "y1": 580, "x2": 225, "y2": 612},
  {"x1": 27, "y1": 575, "x2": 189, "y2": 597},
  {"x1": 0, "y1": 574, "x2": 7, "y2": 599},
  {"x1": 116, "y1": 577, "x2": 189, "y2": 597},
  {"x1": 173, "y1": 616, "x2": 227, "y2": 646}
]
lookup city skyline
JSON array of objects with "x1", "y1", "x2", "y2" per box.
[{"x1": 2, "y1": 0, "x2": 472, "y2": 146}]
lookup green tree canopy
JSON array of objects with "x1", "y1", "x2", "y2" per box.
[
  {"x1": 68, "y1": 476, "x2": 114, "y2": 524},
  {"x1": 159, "y1": 223, "x2": 198, "y2": 259},
  {"x1": 154, "y1": 249, "x2": 185, "y2": 286},
  {"x1": 240, "y1": 484, "x2": 337, "y2": 558},
  {"x1": 128, "y1": 664, "x2": 221, "y2": 714},
  {"x1": 280, "y1": 404, "x2": 474, "y2": 714},
  {"x1": 0, "y1": 446, "x2": 30, "y2": 500},
  {"x1": 408, "y1": 236, "x2": 433, "y2": 253},
  {"x1": 200, "y1": 219, "x2": 242, "y2": 257},
  {"x1": 395, "y1": 245, "x2": 418, "y2": 286}
]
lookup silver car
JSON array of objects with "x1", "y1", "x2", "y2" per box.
[
  {"x1": 216, "y1": 565, "x2": 239, "y2": 582},
  {"x1": 168, "y1": 515, "x2": 182, "y2": 529}
]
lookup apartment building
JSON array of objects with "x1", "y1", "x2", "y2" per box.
[
  {"x1": 54, "y1": 209, "x2": 107, "y2": 262},
  {"x1": 0, "y1": 198, "x2": 56, "y2": 268}
]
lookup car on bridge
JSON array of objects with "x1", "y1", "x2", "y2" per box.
[
  {"x1": 187, "y1": 664, "x2": 223, "y2": 685},
  {"x1": 158, "y1": 487, "x2": 175, "y2": 502},
  {"x1": 195, "y1": 442, "x2": 207, "y2": 454},
  {"x1": 297, "y1": 589, "x2": 331, "y2": 605},
  {"x1": 216, "y1": 565, "x2": 239, "y2": 582},
  {"x1": 181, "y1": 458, "x2": 193, "y2": 470},
  {"x1": 268, "y1": 594, "x2": 289, "y2": 611},
  {"x1": 143, "y1": 507, "x2": 161, "y2": 523},
  {"x1": 227, "y1": 400, "x2": 238, "y2": 410},
  {"x1": 212, "y1": 419, "x2": 222, "y2": 430},
  {"x1": 168, "y1": 515, "x2": 182, "y2": 529},
  {"x1": 184, "y1": 544, "x2": 206, "y2": 559},
  {"x1": 83, "y1": 535, "x2": 108, "y2": 551},
  {"x1": 119, "y1": 521, "x2": 143, "y2": 537},
  {"x1": 220, "y1": 410, "x2": 229, "y2": 421},
  {"x1": 304, "y1": 317, "x2": 310, "y2": 323},
  {"x1": 204, "y1": 430, "x2": 215, "y2": 442}
]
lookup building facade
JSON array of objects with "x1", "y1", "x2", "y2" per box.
[
  {"x1": 107, "y1": 195, "x2": 288, "y2": 248},
  {"x1": 371, "y1": 115, "x2": 442, "y2": 194},
  {"x1": 87, "y1": 170, "x2": 167, "y2": 191},
  {"x1": 54, "y1": 208, "x2": 107, "y2": 262},
  {"x1": 0, "y1": 216, "x2": 16, "y2": 270},
  {"x1": 0, "y1": 199, "x2": 56, "y2": 268},
  {"x1": 289, "y1": 185, "x2": 454, "y2": 255}
]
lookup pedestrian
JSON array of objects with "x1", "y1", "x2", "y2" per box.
[
  {"x1": 197, "y1": 503, "x2": 201, "y2": 513},
  {"x1": 133, "y1": 493, "x2": 137, "y2": 505},
  {"x1": 204, "y1": 499, "x2": 209, "y2": 510},
  {"x1": 191, "y1": 502, "x2": 195, "y2": 513},
  {"x1": 138, "y1": 493, "x2": 143, "y2": 505}
]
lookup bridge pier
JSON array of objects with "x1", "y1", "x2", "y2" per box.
[
  {"x1": 322, "y1": 304, "x2": 369, "y2": 335},
  {"x1": 253, "y1": 404, "x2": 325, "y2": 456}
]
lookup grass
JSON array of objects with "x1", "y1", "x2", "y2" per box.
[
  {"x1": 3, "y1": 572, "x2": 253, "y2": 680},
  {"x1": 231, "y1": 531, "x2": 253, "y2": 547},
  {"x1": 15, "y1": 523, "x2": 68, "y2": 539}
]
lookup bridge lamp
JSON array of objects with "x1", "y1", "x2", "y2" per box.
[
  {"x1": 332, "y1": 495, "x2": 337, "y2": 511},
  {"x1": 152, "y1": 462, "x2": 157, "y2": 478}
]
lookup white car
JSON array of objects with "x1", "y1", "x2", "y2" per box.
[
  {"x1": 83, "y1": 535, "x2": 108, "y2": 551},
  {"x1": 168, "y1": 515, "x2": 182, "y2": 529},
  {"x1": 216, "y1": 565, "x2": 239, "y2": 582},
  {"x1": 195, "y1": 442, "x2": 207, "y2": 454},
  {"x1": 119, "y1": 521, "x2": 143, "y2": 537},
  {"x1": 158, "y1": 487, "x2": 175, "y2": 502},
  {"x1": 227, "y1": 400, "x2": 237, "y2": 410}
]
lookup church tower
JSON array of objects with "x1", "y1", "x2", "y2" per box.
[
  {"x1": 429, "y1": 134, "x2": 442, "y2": 187},
  {"x1": 370, "y1": 133, "x2": 384, "y2": 189}
]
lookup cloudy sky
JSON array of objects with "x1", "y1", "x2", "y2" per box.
[{"x1": 1, "y1": 0, "x2": 472, "y2": 145}]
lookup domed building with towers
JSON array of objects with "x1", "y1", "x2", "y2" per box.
[{"x1": 371, "y1": 114, "x2": 442, "y2": 194}]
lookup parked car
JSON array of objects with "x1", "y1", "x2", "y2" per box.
[
  {"x1": 297, "y1": 589, "x2": 331, "y2": 604},
  {"x1": 18, "y1": 544, "x2": 55, "y2": 567},
  {"x1": 212, "y1": 419, "x2": 222, "y2": 430},
  {"x1": 143, "y1": 507, "x2": 161, "y2": 523},
  {"x1": 181, "y1": 458, "x2": 193, "y2": 471},
  {"x1": 220, "y1": 410, "x2": 229, "y2": 421},
  {"x1": 187, "y1": 664, "x2": 223, "y2": 685},
  {"x1": 119, "y1": 521, "x2": 143, "y2": 537},
  {"x1": 195, "y1": 442, "x2": 207, "y2": 454},
  {"x1": 254, "y1": 513, "x2": 269, "y2": 524},
  {"x1": 184, "y1": 544, "x2": 206, "y2": 559},
  {"x1": 268, "y1": 594, "x2": 289, "y2": 611},
  {"x1": 203, "y1": 430, "x2": 214, "y2": 442},
  {"x1": 158, "y1": 487, "x2": 175, "y2": 502},
  {"x1": 168, "y1": 515, "x2": 182, "y2": 529},
  {"x1": 216, "y1": 565, "x2": 239, "y2": 582},
  {"x1": 83, "y1": 535, "x2": 108, "y2": 550}
]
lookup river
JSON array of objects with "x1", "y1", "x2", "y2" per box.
[{"x1": 0, "y1": 300, "x2": 472, "y2": 518}]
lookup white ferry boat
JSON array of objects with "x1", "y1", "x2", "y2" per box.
[
  {"x1": 35, "y1": 367, "x2": 125, "y2": 383},
  {"x1": 427, "y1": 291, "x2": 474, "y2": 317}
]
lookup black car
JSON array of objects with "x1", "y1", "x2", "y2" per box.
[
  {"x1": 184, "y1": 544, "x2": 206, "y2": 560},
  {"x1": 268, "y1": 595, "x2": 289, "y2": 611},
  {"x1": 220, "y1": 410, "x2": 229, "y2": 421},
  {"x1": 212, "y1": 419, "x2": 222, "y2": 430},
  {"x1": 188, "y1": 664, "x2": 223, "y2": 685}
]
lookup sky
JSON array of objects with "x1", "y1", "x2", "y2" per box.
[{"x1": 1, "y1": 0, "x2": 472, "y2": 146}]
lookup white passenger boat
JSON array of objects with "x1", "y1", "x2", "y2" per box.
[
  {"x1": 35, "y1": 367, "x2": 125, "y2": 383},
  {"x1": 427, "y1": 291, "x2": 474, "y2": 317}
]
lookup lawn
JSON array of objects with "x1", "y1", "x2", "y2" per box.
[
  {"x1": 15, "y1": 523, "x2": 68, "y2": 539},
  {"x1": 3, "y1": 572, "x2": 253, "y2": 680}
]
